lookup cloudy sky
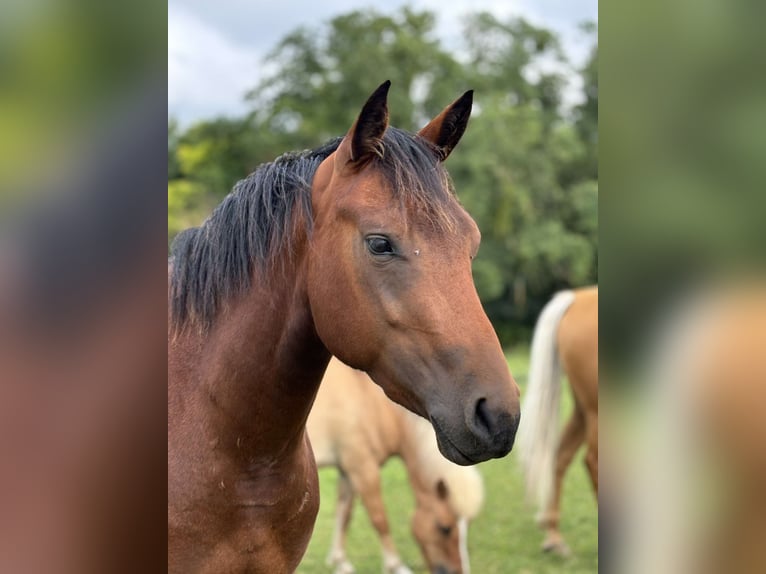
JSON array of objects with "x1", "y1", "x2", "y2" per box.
[{"x1": 168, "y1": 0, "x2": 597, "y2": 126}]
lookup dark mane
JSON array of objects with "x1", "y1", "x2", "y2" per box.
[{"x1": 169, "y1": 127, "x2": 458, "y2": 332}]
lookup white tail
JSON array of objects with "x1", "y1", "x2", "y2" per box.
[{"x1": 517, "y1": 289, "x2": 576, "y2": 513}]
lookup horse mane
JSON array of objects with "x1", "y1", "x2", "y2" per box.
[
  {"x1": 401, "y1": 410, "x2": 485, "y2": 520},
  {"x1": 169, "y1": 127, "x2": 459, "y2": 333}
]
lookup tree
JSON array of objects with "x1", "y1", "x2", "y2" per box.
[
  {"x1": 247, "y1": 8, "x2": 467, "y2": 142},
  {"x1": 574, "y1": 22, "x2": 598, "y2": 180}
]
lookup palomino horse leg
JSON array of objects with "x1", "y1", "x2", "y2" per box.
[
  {"x1": 539, "y1": 403, "x2": 586, "y2": 556},
  {"x1": 349, "y1": 465, "x2": 413, "y2": 574},
  {"x1": 584, "y1": 415, "x2": 598, "y2": 494},
  {"x1": 327, "y1": 472, "x2": 357, "y2": 574}
]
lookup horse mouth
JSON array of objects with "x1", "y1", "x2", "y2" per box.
[{"x1": 430, "y1": 417, "x2": 481, "y2": 466}]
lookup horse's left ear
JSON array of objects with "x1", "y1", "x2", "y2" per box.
[
  {"x1": 418, "y1": 90, "x2": 473, "y2": 161},
  {"x1": 335, "y1": 80, "x2": 391, "y2": 169},
  {"x1": 436, "y1": 479, "x2": 449, "y2": 501}
]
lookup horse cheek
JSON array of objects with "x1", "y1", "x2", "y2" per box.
[{"x1": 308, "y1": 254, "x2": 373, "y2": 368}]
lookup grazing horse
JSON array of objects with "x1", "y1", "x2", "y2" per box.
[
  {"x1": 168, "y1": 81, "x2": 520, "y2": 573},
  {"x1": 308, "y1": 358, "x2": 484, "y2": 574},
  {"x1": 516, "y1": 286, "x2": 598, "y2": 556}
]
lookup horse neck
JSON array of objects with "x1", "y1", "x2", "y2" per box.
[{"x1": 171, "y1": 243, "x2": 331, "y2": 461}]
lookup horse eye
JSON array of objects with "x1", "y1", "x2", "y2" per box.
[
  {"x1": 437, "y1": 524, "x2": 453, "y2": 536},
  {"x1": 366, "y1": 235, "x2": 394, "y2": 256}
]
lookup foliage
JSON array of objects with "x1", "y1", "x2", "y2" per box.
[{"x1": 167, "y1": 8, "x2": 598, "y2": 342}]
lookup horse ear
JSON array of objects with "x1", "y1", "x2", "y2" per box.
[
  {"x1": 336, "y1": 80, "x2": 391, "y2": 168},
  {"x1": 417, "y1": 90, "x2": 473, "y2": 161},
  {"x1": 436, "y1": 479, "x2": 449, "y2": 501}
]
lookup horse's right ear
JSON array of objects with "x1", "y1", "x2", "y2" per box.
[
  {"x1": 417, "y1": 90, "x2": 473, "y2": 161},
  {"x1": 335, "y1": 80, "x2": 391, "y2": 169}
]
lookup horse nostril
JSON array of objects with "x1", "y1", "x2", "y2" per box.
[
  {"x1": 473, "y1": 397, "x2": 493, "y2": 437},
  {"x1": 471, "y1": 397, "x2": 520, "y2": 453}
]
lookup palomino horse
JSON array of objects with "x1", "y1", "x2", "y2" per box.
[
  {"x1": 308, "y1": 358, "x2": 484, "y2": 574},
  {"x1": 517, "y1": 286, "x2": 598, "y2": 556},
  {"x1": 620, "y1": 284, "x2": 766, "y2": 574},
  {"x1": 168, "y1": 81, "x2": 520, "y2": 572}
]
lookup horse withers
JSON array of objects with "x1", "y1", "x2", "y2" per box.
[
  {"x1": 309, "y1": 358, "x2": 484, "y2": 574},
  {"x1": 168, "y1": 81, "x2": 520, "y2": 573}
]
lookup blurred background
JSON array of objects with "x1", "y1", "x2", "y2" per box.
[
  {"x1": 600, "y1": 2, "x2": 766, "y2": 573},
  {"x1": 167, "y1": 1, "x2": 599, "y2": 346},
  {"x1": 1, "y1": 1, "x2": 166, "y2": 573}
]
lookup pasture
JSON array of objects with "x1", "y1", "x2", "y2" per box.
[{"x1": 298, "y1": 347, "x2": 598, "y2": 573}]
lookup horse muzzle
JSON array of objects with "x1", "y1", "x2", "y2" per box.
[{"x1": 430, "y1": 397, "x2": 520, "y2": 465}]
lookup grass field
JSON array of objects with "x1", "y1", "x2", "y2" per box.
[{"x1": 297, "y1": 347, "x2": 598, "y2": 573}]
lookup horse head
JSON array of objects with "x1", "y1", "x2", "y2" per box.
[{"x1": 307, "y1": 81, "x2": 520, "y2": 464}]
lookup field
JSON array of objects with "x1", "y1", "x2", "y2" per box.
[{"x1": 297, "y1": 347, "x2": 598, "y2": 573}]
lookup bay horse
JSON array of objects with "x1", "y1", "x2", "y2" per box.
[
  {"x1": 308, "y1": 358, "x2": 484, "y2": 574},
  {"x1": 516, "y1": 286, "x2": 598, "y2": 556},
  {"x1": 168, "y1": 81, "x2": 520, "y2": 573}
]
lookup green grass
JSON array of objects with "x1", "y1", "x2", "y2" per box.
[{"x1": 297, "y1": 346, "x2": 598, "y2": 573}]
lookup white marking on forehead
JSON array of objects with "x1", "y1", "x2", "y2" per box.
[
  {"x1": 458, "y1": 518, "x2": 470, "y2": 574},
  {"x1": 414, "y1": 249, "x2": 420, "y2": 256}
]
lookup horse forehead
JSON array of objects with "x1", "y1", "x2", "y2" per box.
[
  {"x1": 435, "y1": 499, "x2": 458, "y2": 522},
  {"x1": 423, "y1": 493, "x2": 456, "y2": 521},
  {"x1": 339, "y1": 186, "x2": 475, "y2": 237},
  {"x1": 411, "y1": 208, "x2": 480, "y2": 253},
  {"x1": 319, "y1": 163, "x2": 480, "y2": 246}
]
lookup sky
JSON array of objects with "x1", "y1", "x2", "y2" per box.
[{"x1": 168, "y1": 0, "x2": 597, "y2": 127}]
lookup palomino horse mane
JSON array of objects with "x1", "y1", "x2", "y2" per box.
[
  {"x1": 401, "y1": 410, "x2": 485, "y2": 520},
  {"x1": 168, "y1": 127, "x2": 459, "y2": 333}
]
